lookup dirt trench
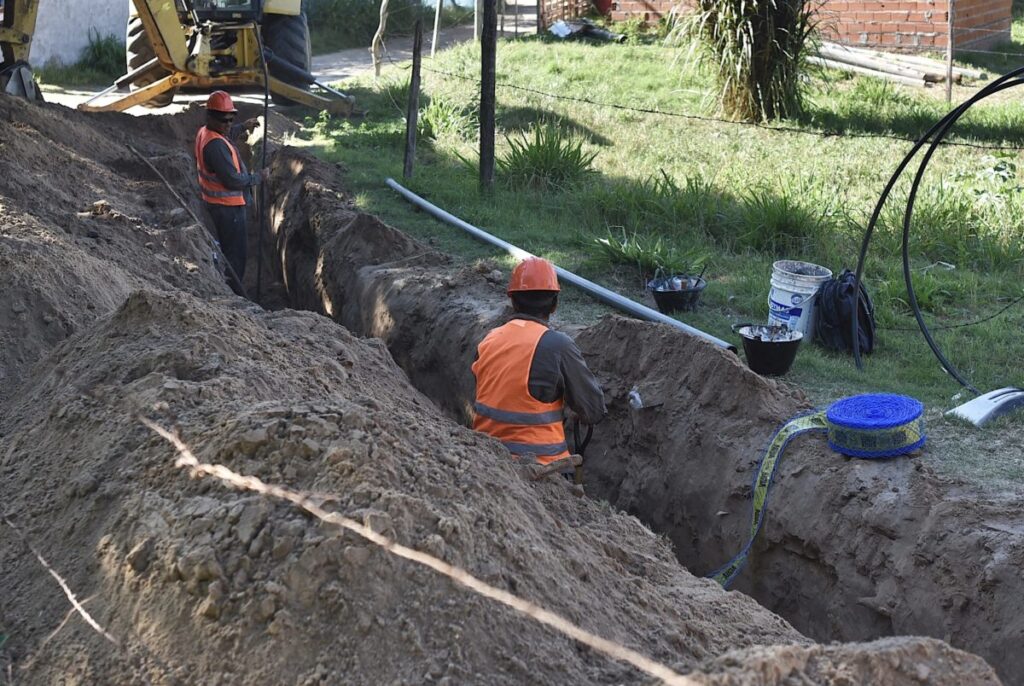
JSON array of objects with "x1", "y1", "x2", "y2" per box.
[
  {"x1": 0, "y1": 96, "x2": 1006, "y2": 685},
  {"x1": 266, "y1": 147, "x2": 1024, "y2": 684}
]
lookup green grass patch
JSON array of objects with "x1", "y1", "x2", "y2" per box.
[
  {"x1": 35, "y1": 30, "x2": 124, "y2": 88},
  {"x1": 298, "y1": 32, "x2": 1024, "y2": 486}
]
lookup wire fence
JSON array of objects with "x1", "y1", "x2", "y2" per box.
[{"x1": 412, "y1": 62, "x2": 1024, "y2": 152}]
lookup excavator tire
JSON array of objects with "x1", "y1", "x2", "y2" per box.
[
  {"x1": 261, "y1": 11, "x2": 312, "y2": 106},
  {"x1": 126, "y1": 14, "x2": 176, "y2": 108}
]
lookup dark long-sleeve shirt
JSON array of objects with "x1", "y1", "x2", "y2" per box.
[
  {"x1": 513, "y1": 314, "x2": 607, "y2": 425},
  {"x1": 201, "y1": 124, "x2": 260, "y2": 201}
]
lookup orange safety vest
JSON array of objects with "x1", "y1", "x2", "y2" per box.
[
  {"x1": 472, "y1": 319, "x2": 570, "y2": 465},
  {"x1": 194, "y1": 126, "x2": 246, "y2": 206}
]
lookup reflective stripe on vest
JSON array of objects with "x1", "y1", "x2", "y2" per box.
[
  {"x1": 471, "y1": 319, "x2": 569, "y2": 465},
  {"x1": 195, "y1": 126, "x2": 245, "y2": 207}
]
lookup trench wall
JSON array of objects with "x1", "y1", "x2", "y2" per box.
[{"x1": 266, "y1": 148, "x2": 1024, "y2": 684}]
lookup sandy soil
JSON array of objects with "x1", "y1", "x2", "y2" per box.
[
  {"x1": 263, "y1": 146, "x2": 1024, "y2": 683},
  {"x1": 0, "y1": 95, "x2": 1005, "y2": 685}
]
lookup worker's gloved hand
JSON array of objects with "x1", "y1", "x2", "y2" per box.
[
  {"x1": 243, "y1": 117, "x2": 261, "y2": 134},
  {"x1": 564, "y1": 407, "x2": 579, "y2": 424},
  {"x1": 259, "y1": 168, "x2": 271, "y2": 183}
]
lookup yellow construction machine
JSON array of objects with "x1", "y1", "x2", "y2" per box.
[{"x1": 0, "y1": 0, "x2": 353, "y2": 114}]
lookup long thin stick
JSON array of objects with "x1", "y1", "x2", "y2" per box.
[
  {"x1": 431, "y1": 0, "x2": 442, "y2": 57},
  {"x1": 404, "y1": 20, "x2": 423, "y2": 179},
  {"x1": 372, "y1": 0, "x2": 392, "y2": 78},
  {"x1": 946, "y1": 0, "x2": 955, "y2": 104},
  {"x1": 143, "y1": 419, "x2": 697, "y2": 686},
  {"x1": 2, "y1": 517, "x2": 120, "y2": 648}
]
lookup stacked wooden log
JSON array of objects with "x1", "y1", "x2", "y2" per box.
[{"x1": 809, "y1": 41, "x2": 988, "y2": 88}]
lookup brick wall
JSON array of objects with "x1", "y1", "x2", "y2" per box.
[
  {"x1": 821, "y1": 0, "x2": 1012, "y2": 50},
  {"x1": 596, "y1": 0, "x2": 1011, "y2": 51}
]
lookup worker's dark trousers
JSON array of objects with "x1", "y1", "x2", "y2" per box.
[{"x1": 206, "y1": 203, "x2": 247, "y2": 296}]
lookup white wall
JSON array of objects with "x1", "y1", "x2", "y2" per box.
[{"x1": 31, "y1": 0, "x2": 129, "y2": 66}]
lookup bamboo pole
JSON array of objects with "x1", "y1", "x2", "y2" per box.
[
  {"x1": 820, "y1": 41, "x2": 983, "y2": 80},
  {"x1": 807, "y1": 56, "x2": 928, "y2": 87},
  {"x1": 818, "y1": 44, "x2": 933, "y2": 80}
]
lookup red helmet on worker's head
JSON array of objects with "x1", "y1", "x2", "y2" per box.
[
  {"x1": 508, "y1": 257, "x2": 560, "y2": 294},
  {"x1": 206, "y1": 90, "x2": 237, "y2": 114}
]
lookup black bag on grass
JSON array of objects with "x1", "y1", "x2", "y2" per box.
[{"x1": 814, "y1": 269, "x2": 876, "y2": 355}]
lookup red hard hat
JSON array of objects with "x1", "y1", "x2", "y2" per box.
[
  {"x1": 206, "y1": 90, "x2": 237, "y2": 113},
  {"x1": 508, "y1": 257, "x2": 560, "y2": 293}
]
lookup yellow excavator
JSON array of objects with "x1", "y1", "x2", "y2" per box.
[{"x1": 0, "y1": 0, "x2": 352, "y2": 114}]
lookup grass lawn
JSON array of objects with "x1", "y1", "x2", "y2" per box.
[{"x1": 294, "y1": 30, "x2": 1024, "y2": 486}]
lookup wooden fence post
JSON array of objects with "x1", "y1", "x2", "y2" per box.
[
  {"x1": 404, "y1": 20, "x2": 423, "y2": 179},
  {"x1": 480, "y1": 0, "x2": 497, "y2": 190},
  {"x1": 946, "y1": 0, "x2": 955, "y2": 104}
]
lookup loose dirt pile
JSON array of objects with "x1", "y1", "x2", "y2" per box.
[
  {"x1": 265, "y1": 147, "x2": 1024, "y2": 683},
  {"x1": 0, "y1": 96, "x2": 1003, "y2": 685},
  {"x1": 0, "y1": 96, "x2": 227, "y2": 400},
  {"x1": 578, "y1": 318, "x2": 1024, "y2": 682}
]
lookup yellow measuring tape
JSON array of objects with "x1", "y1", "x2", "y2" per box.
[
  {"x1": 711, "y1": 394, "x2": 925, "y2": 587},
  {"x1": 710, "y1": 412, "x2": 827, "y2": 587}
]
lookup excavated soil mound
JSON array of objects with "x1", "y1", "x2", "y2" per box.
[
  {"x1": 265, "y1": 147, "x2": 1024, "y2": 683},
  {"x1": 0, "y1": 96, "x2": 227, "y2": 400},
  {"x1": 578, "y1": 318, "x2": 1024, "y2": 681},
  {"x1": 0, "y1": 97, "x2": 1002, "y2": 685},
  {"x1": 0, "y1": 290, "x2": 803, "y2": 684},
  {"x1": 0, "y1": 95, "x2": 296, "y2": 400}
]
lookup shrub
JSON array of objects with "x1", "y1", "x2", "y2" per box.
[
  {"x1": 35, "y1": 30, "x2": 125, "y2": 87},
  {"x1": 81, "y1": 29, "x2": 124, "y2": 78},
  {"x1": 420, "y1": 97, "x2": 477, "y2": 141},
  {"x1": 591, "y1": 228, "x2": 710, "y2": 281},
  {"x1": 676, "y1": 0, "x2": 820, "y2": 121},
  {"x1": 497, "y1": 123, "x2": 597, "y2": 191},
  {"x1": 737, "y1": 186, "x2": 824, "y2": 254}
]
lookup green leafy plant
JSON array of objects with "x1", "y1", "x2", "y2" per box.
[
  {"x1": 675, "y1": 0, "x2": 821, "y2": 121},
  {"x1": 737, "y1": 186, "x2": 824, "y2": 254},
  {"x1": 35, "y1": 29, "x2": 125, "y2": 87},
  {"x1": 81, "y1": 29, "x2": 124, "y2": 77},
  {"x1": 592, "y1": 228, "x2": 710, "y2": 281},
  {"x1": 419, "y1": 97, "x2": 477, "y2": 141},
  {"x1": 497, "y1": 122, "x2": 597, "y2": 191},
  {"x1": 849, "y1": 77, "x2": 913, "y2": 109}
]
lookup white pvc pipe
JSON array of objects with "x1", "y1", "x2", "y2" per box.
[{"x1": 385, "y1": 178, "x2": 737, "y2": 352}]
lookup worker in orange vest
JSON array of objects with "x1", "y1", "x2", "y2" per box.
[
  {"x1": 472, "y1": 257, "x2": 606, "y2": 466},
  {"x1": 194, "y1": 90, "x2": 266, "y2": 294}
]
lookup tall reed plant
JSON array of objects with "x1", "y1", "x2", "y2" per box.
[{"x1": 677, "y1": 0, "x2": 820, "y2": 121}]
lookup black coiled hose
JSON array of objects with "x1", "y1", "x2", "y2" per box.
[{"x1": 852, "y1": 65, "x2": 1024, "y2": 395}]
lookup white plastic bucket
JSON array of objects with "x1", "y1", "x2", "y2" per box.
[{"x1": 767, "y1": 260, "x2": 832, "y2": 335}]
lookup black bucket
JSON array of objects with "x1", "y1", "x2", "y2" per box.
[
  {"x1": 648, "y1": 276, "x2": 706, "y2": 314},
  {"x1": 734, "y1": 324, "x2": 803, "y2": 376}
]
